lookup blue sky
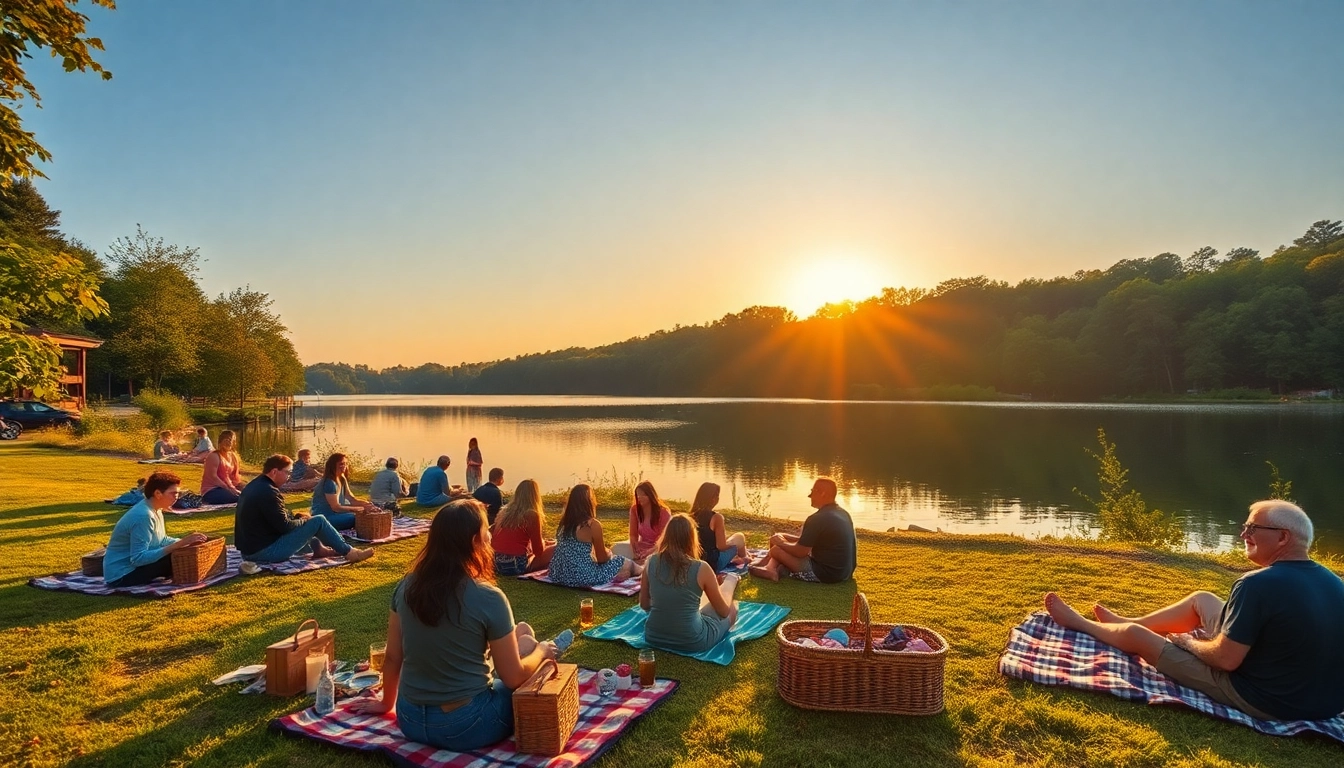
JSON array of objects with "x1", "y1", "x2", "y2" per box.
[{"x1": 26, "y1": 1, "x2": 1344, "y2": 367}]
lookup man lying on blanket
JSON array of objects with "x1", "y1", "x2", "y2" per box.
[
  {"x1": 235, "y1": 453, "x2": 374, "y2": 566},
  {"x1": 1045, "y1": 500, "x2": 1344, "y2": 721}
]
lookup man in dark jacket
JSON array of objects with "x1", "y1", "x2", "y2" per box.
[{"x1": 235, "y1": 454, "x2": 374, "y2": 565}]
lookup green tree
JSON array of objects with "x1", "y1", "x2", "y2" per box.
[
  {"x1": 0, "y1": 0, "x2": 115, "y2": 182},
  {"x1": 1075, "y1": 428, "x2": 1185, "y2": 549},
  {"x1": 1293, "y1": 219, "x2": 1343, "y2": 250},
  {"x1": 1183, "y1": 245, "x2": 1220, "y2": 273},
  {"x1": 213, "y1": 286, "x2": 304, "y2": 396}
]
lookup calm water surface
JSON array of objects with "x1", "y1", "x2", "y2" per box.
[{"x1": 251, "y1": 396, "x2": 1344, "y2": 555}]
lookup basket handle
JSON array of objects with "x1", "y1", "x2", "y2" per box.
[
  {"x1": 291, "y1": 618, "x2": 321, "y2": 649},
  {"x1": 527, "y1": 658, "x2": 559, "y2": 693},
  {"x1": 848, "y1": 593, "x2": 874, "y2": 656}
]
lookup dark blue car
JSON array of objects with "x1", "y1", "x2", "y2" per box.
[{"x1": 0, "y1": 400, "x2": 80, "y2": 429}]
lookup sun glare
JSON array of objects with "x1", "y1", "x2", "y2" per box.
[{"x1": 785, "y1": 257, "x2": 887, "y2": 317}]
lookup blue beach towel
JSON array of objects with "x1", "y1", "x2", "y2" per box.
[{"x1": 584, "y1": 602, "x2": 790, "y2": 665}]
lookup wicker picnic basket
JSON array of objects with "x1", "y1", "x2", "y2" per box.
[
  {"x1": 355, "y1": 508, "x2": 393, "y2": 540},
  {"x1": 170, "y1": 536, "x2": 227, "y2": 585},
  {"x1": 81, "y1": 547, "x2": 106, "y2": 577},
  {"x1": 776, "y1": 592, "x2": 948, "y2": 715},
  {"x1": 512, "y1": 660, "x2": 579, "y2": 755}
]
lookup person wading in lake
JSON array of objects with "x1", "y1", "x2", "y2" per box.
[
  {"x1": 749, "y1": 477, "x2": 857, "y2": 583},
  {"x1": 1044, "y1": 500, "x2": 1344, "y2": 721}
]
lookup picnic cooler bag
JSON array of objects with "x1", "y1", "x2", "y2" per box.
[
  {"x1": 81, "y1": 547, "x2": 106, "y2": 577},
  {"x1": 512, "y1": 659, "x2": 579, "y2": 755},
  {"x1": 170, "y1": 536, "x2": 227, "y2": 584},
  {"x1": 266, "y1": 618, "x2": 335, "y2": 696},
  {"x1": 776, "y1": 592, "x2": 948, "y2": 715},
  {"x1": 355, "y1": 508, "x2": 393, "y2": 540}
]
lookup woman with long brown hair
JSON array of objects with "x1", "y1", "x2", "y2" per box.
[
  {"x1": 690, "y1": 481, "x2": 748, "y2": 572},
  {"x1": 309, "y1": 452, "x2": 378, "y2": 530},
  {"x1": 491, "y1": 479, "x2": 555, "y2": 575},
  {"x1": 611, "y1": 480, "x2": 670, "y2": 564},
  {"x1": 200, "y1": 429, "x2": 243, "y2": 504},
  {"x1": 547, "y1": 483, "x2": 642, "y2": 586},
  {"x1": 351, "y1": 499, "x2": 559, "y2": 750},
  {"x1": 639, "y1": 513, "x2": 740, "y2": 653}
]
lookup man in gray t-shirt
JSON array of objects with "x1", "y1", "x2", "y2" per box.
[
  {"x1": 749, "y1": 477, "x2": 857, "y2": 583},
  {"x1": 369, "y1": 457, "x2": 409, "y2": 505}
]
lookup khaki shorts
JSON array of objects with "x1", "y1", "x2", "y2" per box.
[{"x1": 1152, "y1": 603, "x2": 1274, "y2": 720}]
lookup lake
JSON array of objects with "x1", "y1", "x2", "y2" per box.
[{"x1": 245, "y1": 396, "x2": 1344, "y2": 554}]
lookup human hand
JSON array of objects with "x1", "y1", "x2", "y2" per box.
[
  {"x1": 349, "y1": 696, "x2": 393, "y2": 715},
  {"x1": 1167, "y1": 632, "x2": 1195, "y2": 651},
  {"x1": 769, "y1": 533, "x2": 785, "y2": 546},
  {"x1": 540, "y1": 641, "x2": 559, "y2": 661}
]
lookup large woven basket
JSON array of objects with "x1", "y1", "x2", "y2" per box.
[
  {"x1": 81, "y1": 548, "x2": 106, "y2": 577},
  {"x1": 512, "y1": 660, "x2": 579, "y2": 755},
  {"x1": 170, "y1": 536, "x2": 227, "y2": 584},
  {"x1": 776, "y1": 592, "x2": 948, "y2": 715},
  {"x1": 355, "y1": 508, "x2": 393, "y2": 540}
]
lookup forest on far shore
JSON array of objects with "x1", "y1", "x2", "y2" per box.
[{"x1": 306, "y1": 219, "x2": 1344, "y2": 401}]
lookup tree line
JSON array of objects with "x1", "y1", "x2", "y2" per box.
[
  {"x1": 307, "y1": 218, "x2": 1344, "y2": 400},
  {"x1": 0, "y1": 180, "x2": 304, "y2": 405}
]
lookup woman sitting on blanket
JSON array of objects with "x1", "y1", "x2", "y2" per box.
[
  {"x1": 200, "y1": 430, "x2": 244, "y2": 504},
  {"x1": 351, "y1": 499, "x2": 560, "y2": 751},
  {"x1": 547, "y1": 483, "x2": 643, "y2": 587},
  {"x1": 310, "y1": 452, "x2": 379, "y2": 530},
  {"x1": 152, "y1": 430, "x2": 180, "y2": 460},
  {"x1": 103, "y1": 471, "x2": 209, "y2": 587},
  {"x1": 611, "y1": 480, "x2": 670, "y2": 564},
  {"x1": 491, "y1": 479, "x2": 555, "y2": 576},
  {"x1": 640, "y1": 513, "x2": 740, "y2": 654},
  {"x1": 690, "y1": 482, "x2": 749, "y2": 572}
]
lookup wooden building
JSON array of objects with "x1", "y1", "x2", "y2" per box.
[{"x1": 21, "y1": 329, "x2": 104, "y2": 410}]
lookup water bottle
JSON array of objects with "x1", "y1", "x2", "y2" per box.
[{"x1": 315, "y1": 665, "x2": 335, "y2": 715}]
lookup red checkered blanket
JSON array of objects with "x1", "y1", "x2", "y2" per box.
[
  {"x1": 270, "y1": 668, "x2": 677, "y2": 767},
  {"x1": 998, "y1": 612, "x2": 1344, "y2": 742},
  {"x1": 341, "y1": 516, "x2": 432, "y2": 544}
]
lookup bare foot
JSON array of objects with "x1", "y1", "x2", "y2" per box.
[
  {"x1": 345, "y1": 547, "x2": 375, "y2": 564},
  {"x1": 1044, "y1": 592, "x2": 1091, "y2": 632},
  {"x1": 311, "y1": 544, "x2": 338, "y2": 560},
  {"x1": 749, "y1": 564, "x2": 780, "y2": 582},
  {"x1": 1092, "y1": 603, "x2": 1126, "y2": 624}
]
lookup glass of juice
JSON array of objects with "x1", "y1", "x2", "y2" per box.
[
  {"x1": 580, "y1": 598, "x2": 594, "y2": 627},
  {"x1": 638, "y1": 649, "x2": 656, "y2": 688},
  {"x1": 369, "y1": 641, "x2": 387, "y2": 673}
]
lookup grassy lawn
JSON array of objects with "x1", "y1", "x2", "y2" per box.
[{"x1": 1, "y1": 441, "x2": 1339, "y2": 767}]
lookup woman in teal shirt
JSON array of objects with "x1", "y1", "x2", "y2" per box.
[
  {"x1": 352, "y1": 499, "x2": 558, "y2": 750},
  {"x1": 640, "y1": 513, "x2": 741, "y2": 654},
  {"x1": 309, "y1": 452, "x2": 377, "y2": 530}
]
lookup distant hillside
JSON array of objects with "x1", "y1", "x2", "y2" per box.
[{"x1": 306, "y1": 219, "x2": 1344, "y2": 400}]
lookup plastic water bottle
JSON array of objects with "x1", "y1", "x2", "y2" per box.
[{"x1": 315, "y1": 665, "x2": 335, "y2": 715}]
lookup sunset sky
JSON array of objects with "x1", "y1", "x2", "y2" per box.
[{"x1": 27, "y1": 1, "x2": 1344, "y2": 368}]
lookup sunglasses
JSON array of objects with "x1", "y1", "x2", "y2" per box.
[{"x1": 1240, "y1": 523, "x2": 1287, "y2": 536}]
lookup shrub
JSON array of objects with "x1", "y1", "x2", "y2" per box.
[
  {"x1": 188, "y1": 407, "x2": 230, "y2": 424},
  {"x1": 133, "y1": 390, "x2": 191, "y2": 430},
  {"x1": 1266, "y1": 461, "x2": 1294, "y2": 501},
  {"x1": 1075, "y1": 428, "x2": 1186, "y2": 549}
]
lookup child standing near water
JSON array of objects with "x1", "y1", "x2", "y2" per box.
[{"x1": 465, "y1": 437, "x2": 483, "y2": 492}]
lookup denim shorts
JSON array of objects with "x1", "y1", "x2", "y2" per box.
[
  {"x1": 494, "y1": 553, "x2": 530, "y2": 577},
  {"x1": 397, "y1": 679, "x2": 513, "y2": 751}
]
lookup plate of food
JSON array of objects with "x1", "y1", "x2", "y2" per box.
[{"x1": 346, "y1": 671, "x2": 381, "y2": 690}]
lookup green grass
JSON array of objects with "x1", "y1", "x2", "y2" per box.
[{"x1": 1, "y1": 441, "x2": 1340, "y2": 767}]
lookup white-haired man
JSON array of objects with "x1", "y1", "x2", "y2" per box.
[{"x1": 1044, "y1": 500, "x2": 1344, "y2": 721}]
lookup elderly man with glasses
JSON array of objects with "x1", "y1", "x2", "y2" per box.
[{"x1": 1043, "y1": 500, "x2": 1344, "y2": 721}]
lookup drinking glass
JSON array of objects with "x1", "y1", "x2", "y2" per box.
[
  {"x1": 369, "y1": 641, "x2": 387, "y2": 673},
  {"x1": 580, "y1": 598, "x2": 594, "y2": 628},
  {"x1": 638, "y1": 649, "x2": 656, "y2": 688}
]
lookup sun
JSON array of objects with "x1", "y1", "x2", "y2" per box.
[{"x1": 784, "y1": 257, "x2": 887, "y2": 318}]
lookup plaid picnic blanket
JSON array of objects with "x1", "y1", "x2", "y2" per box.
[
  {"x1": 270, "y1": 668, "x2": 678, "y2": 768},
  {"x1": 137, "y1": 456, "x2": 204, "y2": 464},
  {"x1": 998, "y1": 612, "x2": 1344, "y2": 742},
  {"x1": 341, "y1": 516, "x2": 432, "y2": 544},
  {"x1": 518, "y1": 549, "x2": 767, "y2": 597},
  {"x1": 584, "y1": 601, "x2": 790, "y2": 665},
  {"x1": 28, "y1": 546, "x2": 352, "y2": 598}
]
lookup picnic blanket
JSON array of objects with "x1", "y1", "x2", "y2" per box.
[
  {"x1": 137, "y1": 456, "x2": 204, "y2": 464},
  {"x1": 270, "y1": 667, "x2": 678, "y2": 768},
  {"x1": 28, "y1": 546, "x2": 353, "y2": 598},
  {"x1": 998, "y1": 612, "x2": 1344, "y2": 743},
  {"x1": 517, "y1": 548, "x2": 768, "y2": 597},
  {"x1": 341, "y1": 516, "x2": 432, "y2": 544},
  {"x1": 584, "y1": 601, "x2": 790, "y2": 665},
  {"x1": 100, "y1": 499, "x2": 237, "y2": 514}
]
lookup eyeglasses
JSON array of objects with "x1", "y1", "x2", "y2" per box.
[{"x1": 1240, "y1": 523, "x2": 1288, "y2": 536}]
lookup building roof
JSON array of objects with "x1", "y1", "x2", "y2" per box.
[{"x1": 25, "y1": 328, "x2": 105, "y2": 349}]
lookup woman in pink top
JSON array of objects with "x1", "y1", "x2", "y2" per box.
[
  {"x1": 612, "y1": 480, "x2": 670, "y2": 563},
  {"x1": 200, "y1": 429, "x2": 243, "y2": 504},
  {"x1": 490, "y1": 479, "x2": 554, "y2": 576}
]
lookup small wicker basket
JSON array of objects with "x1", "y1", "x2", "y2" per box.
[
  {"x1": 355, "y1": 508, "x2": 393, "y2": 540},
  {"x1": 512, "y1": 660, "x2": 579, "y2": 755},
  {"x1": 81, "y1": 548, "x2": 106, "y2": 577},
  {"x1": 170, "y1": 536, "x2": 227, "y2": 584},
  {"x1": 776, "y1": 592, "x2": 948, "y2": 715}
]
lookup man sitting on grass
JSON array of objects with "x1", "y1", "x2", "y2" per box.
[
  {"x1": 472, "y1": 467, "x2": 505, "y2": 525},
  {"x1": 187, "y1": 427, "x2": 213, "y2": 459},
  {"x1": 369, "y1": 456, "x2": 409, "y2": 506},
  {"x1": 235, "y1": 453, "x2": 373, "y2": 566},
  {"x1": 749, "y1": 477, "x2": 856, "y2": 583},
  {"x1": 279, "y1": 448, "x2": 321, "y2": 492},
  {"x1": 416, "y1": 454, "x2": 454, "y2": 506},
  {"x1": 1044, "y1": 500, "x2": 1344, "y2": 721}
]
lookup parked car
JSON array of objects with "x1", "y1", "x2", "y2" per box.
[{"x1": 0, "y1": 400, "x2": 81, "y2": 429}]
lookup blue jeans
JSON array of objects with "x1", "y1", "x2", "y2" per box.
[
  {"x1": 418, "y1": 493, "x2": 451, "y2": 507},
  {"x1": 312, "y1": 509, "x2": 357, "y2": 531},
  {"x1": 397, "y1": 679, "x2": 513, "y2": 751},
  {"x1": 201, "y1": 487, "x2": 239, "y2": 505},
  {"x1": 245, "y1": 516, "x2": 352, "y2": 563}
]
